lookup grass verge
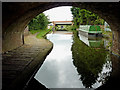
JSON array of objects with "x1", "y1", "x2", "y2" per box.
[{"x1": 30, "y1": 29, "x2": 52, "y2": 39}]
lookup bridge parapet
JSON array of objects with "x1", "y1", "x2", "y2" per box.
[{"x1": 52, "y1": 21, "x2": 73, "y2": 26}]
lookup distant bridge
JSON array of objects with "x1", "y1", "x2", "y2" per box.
[{"x1": 52, "y1": 21, "x2": 73, "y2": 26}]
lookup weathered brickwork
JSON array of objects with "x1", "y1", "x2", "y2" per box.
[
  {"x1": 2, "y1": 2, "x2": 120, "y2": 55},
  {"x1": 112, "y1": 30, "x2": 120, "y2": 56}
]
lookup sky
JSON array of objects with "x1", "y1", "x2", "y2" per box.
[{"x1": 43, "y1": 6, "x2": 73, "y2": 21}]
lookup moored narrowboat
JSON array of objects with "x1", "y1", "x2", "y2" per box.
[{"x1": 79, "y1": 25, "x2": 102, "y2": 39}]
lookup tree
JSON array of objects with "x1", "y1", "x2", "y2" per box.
[
  {"x1": 28, "y1": 13, "x2": 49, "y2": 30},
  {"x1": 71, "y1": 7, "x2": 105, "y2": 29}
]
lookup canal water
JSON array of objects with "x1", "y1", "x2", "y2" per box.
[{"x1": 34, "y1": 31, "x2": 112, "y2": 89}]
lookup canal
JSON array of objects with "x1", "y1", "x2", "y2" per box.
[{"x1": 34, "y1": 31, "x2": 119, "y2": 89}]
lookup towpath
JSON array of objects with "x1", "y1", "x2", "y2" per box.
[{"x1": 2, "y1": 33, "x2": 53, "y2": 90}]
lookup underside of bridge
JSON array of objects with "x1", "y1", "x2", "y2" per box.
[
  {"x1": 2, "y1": 2, "x2": 120, "y2": 90},
  {"x1": 2, "y1": 2, "x2": 120, "y2": 56}
]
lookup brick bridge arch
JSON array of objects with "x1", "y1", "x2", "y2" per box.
[
  {"x1": 2, "y1": 2, "x2": 120, "y2": 90},
  {"x1": 2, "y1": 2, "x2": 120, "y2": 55}
]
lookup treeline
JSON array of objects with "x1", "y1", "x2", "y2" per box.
[
  {"x1": 71, "y1": 7, "x2": 105, "y2": 29},
  {"x1": 28, "y1": 13, "x2": 49, "y2": 30}
]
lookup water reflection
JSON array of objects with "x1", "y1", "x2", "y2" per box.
[
  {"x1": 34, "y1": 31, "x2": 113, "y2": 89},
  {"x1": 35, "y1": 31, "x2": 85, "y2": 88},
  {"x1": 78, "y1": 31, "x2": 103, "y2": 48},
  {"x1": 96, "y1": 54, "x2": 120, "y2": 90},
  {"x1": 72, "y1": 31, "x2": 112, "y2": 88}
]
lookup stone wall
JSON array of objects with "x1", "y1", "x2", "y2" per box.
[
  {"x1": 2, "y1": 2, "x2": 120, "y2": 55},
  {"x1": 112, "y1": 30, "x2": 120, "y2": 56}
]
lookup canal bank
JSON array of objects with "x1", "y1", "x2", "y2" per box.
[{"x1": 2, "y1": 33, "x2": 53, "y2": 90}]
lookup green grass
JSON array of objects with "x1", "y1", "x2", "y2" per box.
[
  {"x1": 29, "y1": 29, "x2": 51, "y2": 39},
  {"x1": 30, "y1": 30, "x2": 41, "y2": 34},
  {"x1": 36, "y1": 29, "x2": 51, "y2": 38}
]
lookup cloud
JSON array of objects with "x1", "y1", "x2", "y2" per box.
[{"x1": 43, "y1": 6, "x2": 73, "y2": 21}]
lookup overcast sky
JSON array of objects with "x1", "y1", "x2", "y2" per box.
[{"x1": 43, "y1": 6, "x2": 73, "y2": 21}]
